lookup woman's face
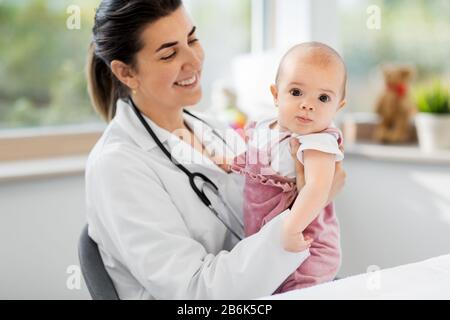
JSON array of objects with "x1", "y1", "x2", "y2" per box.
[{"x1": 134, "y1": 6, "x2": 204, "y2": 109}]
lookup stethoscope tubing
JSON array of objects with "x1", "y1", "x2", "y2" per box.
[{"x1": 128, "y1": 97, "x2": 243, "y2": 241}]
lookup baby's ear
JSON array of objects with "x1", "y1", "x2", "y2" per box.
[
  {"x1": 338, "y1": 99, "x2": 346, "y2": 111},
  {"x1": 270, "y1": 84, "x2": 279, "y2": 106}
]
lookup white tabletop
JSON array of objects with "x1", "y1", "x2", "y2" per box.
[{"x1": 262, "y1": 254, "x2": 450, "y2": 300}]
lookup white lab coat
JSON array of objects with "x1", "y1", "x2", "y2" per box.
[{"x1": 85, "y1": 98, "x2": 309, "y2": 300}]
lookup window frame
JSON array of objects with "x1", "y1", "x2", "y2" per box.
[{"x1": 267, "y1": 0, "x2": 340, "y2": 52}]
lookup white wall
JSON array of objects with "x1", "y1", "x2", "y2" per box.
[
  {"x1": 336, "y1": 155, "x2": 450, "y2": 277},
  {"x1": 0, "y1": 174, "x2": 90, "y2": 299}
]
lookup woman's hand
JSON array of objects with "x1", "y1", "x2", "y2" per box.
[{"x1": 290, "y1": 138, "x2": 346, "y2": 204}]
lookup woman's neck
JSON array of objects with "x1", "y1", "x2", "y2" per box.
[{"x1": 132, "y1": 95, "x2": 185, "y2": 132}]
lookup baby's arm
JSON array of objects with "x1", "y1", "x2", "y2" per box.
[{"x1": 288, "y1": 149, "x2": 336, "y2": 233}]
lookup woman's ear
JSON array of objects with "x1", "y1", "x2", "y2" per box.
[
  {"x1": 110, "y1": 60, "x2": 139, "y2": 90},
  {"x1": 270, "y1": 84, "x2": 279, "y2": 107}
]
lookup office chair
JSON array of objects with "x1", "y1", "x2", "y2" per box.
[{"x1": 78, "y1": 224, "x2": 120, "y2": 300}]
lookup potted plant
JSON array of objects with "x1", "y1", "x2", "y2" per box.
[{"x1": 414, "y1": 81, "x2": 450, "y2": 152}]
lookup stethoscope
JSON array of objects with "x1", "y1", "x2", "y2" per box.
[{"x1": 128, "y1": 97, "x2": 243, "y2": 241}]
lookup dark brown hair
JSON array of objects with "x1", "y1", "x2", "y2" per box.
[{"x1": 87, "y1": 0, "x2": 182, "y2": 122}]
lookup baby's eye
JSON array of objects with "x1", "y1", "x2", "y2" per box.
[
  {"x1": 289, "y1": 88, "x2": 302, "y2": 97},
  {"x1": 319, "y1": 94, "x2": 330, "y2": 103}
]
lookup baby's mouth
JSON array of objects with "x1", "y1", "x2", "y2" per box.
[{"x1": 295, "y1": 116, "x2": 313, "y2": 124}]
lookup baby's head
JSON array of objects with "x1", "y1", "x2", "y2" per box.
[{"x1": 270, "y1": 42, "x2": 347, "y2": 135}]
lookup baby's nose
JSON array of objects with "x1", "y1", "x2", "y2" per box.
[{"x1": 301, "y1": 104, "x2": 315, "y2": 112}]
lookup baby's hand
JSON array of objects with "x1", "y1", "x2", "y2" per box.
[{"x1": 281, "y1": 214, "x2": 313, "y2": 253}]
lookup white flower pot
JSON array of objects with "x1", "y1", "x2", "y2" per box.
[{"x1": 415, "y1": 113, "x2": 450, "y2": 152}]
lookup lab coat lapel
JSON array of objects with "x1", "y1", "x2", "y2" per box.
[
  {"x1": 115, "y1": 99, "x2": 230, "y2": 174},
  {"x1": 114, "y1": 99, "x2": 172, "y2": 151}
]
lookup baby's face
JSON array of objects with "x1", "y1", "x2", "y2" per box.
[{"x1": 272, "y1": 58, "x2": 346, "y2": 135}]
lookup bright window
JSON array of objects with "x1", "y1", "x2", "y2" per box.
[
  {"x1": 0, "y1": 0, "x2": 99, "y2": 130},
  {"x1": 184, "y1": 0, "x2": 252, "y2": 110},
  {"x1": 339, "y1": 0, "x2": 450, "y2": 112},
  {"x1": 0, "y1": 0, "x2": 252, "y2": 130}
]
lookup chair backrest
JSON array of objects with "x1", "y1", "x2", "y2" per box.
[{"x1": 78, "y1": 225, "x2": 120, "y2": 300}]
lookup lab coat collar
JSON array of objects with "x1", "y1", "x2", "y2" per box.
[
  {"x1": 114, "y1": 98, "x2": 224, "y2": 155},
  {"x1": 115, "y1": 98, "x2": 182, "y2": 151}
]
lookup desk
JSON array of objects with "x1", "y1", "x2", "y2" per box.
[{"x1": 263, "y1": 254, "x2": 450, "y2": 299}]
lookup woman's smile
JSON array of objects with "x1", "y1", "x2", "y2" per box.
[{"x1": 174, "y1": 72, "x2": 200, "y2": 89}]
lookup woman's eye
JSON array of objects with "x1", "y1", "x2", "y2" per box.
[
  {"x1": 188, "y1": 38, "x2": 199, "y2": 45},
  {"x1": 319, "y1": 94, "x2": 330, "y2": 103},
  {"x1": 290, "y1": 88, "x2": 302, "y2": 96},
  {"x1": 161, "y1": 51, "x2": 176, "y2": 60}
]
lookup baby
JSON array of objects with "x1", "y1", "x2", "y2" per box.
[{"x1": 230, "y1": 42, "x2": 346, "y2": 293}]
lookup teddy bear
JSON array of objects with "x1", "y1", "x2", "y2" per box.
[{"x1": 374, "y1": 65, "x2": 417, "y2": 144}]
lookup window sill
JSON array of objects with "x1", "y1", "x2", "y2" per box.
[
  {"x1": 345, "y1": 142, "x2": 450, "y2": 165},
  {"x1": 0, "y1": 155, "x2": 88, "y2": 182},
  {"x1": 0, "y1": 124, "x2": 104, "y2": 162},
  {"x1": 339, "y1": 112, "x2": 450, "y2": 165}
]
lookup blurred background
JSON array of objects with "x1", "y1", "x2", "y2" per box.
[{"x1": 0, "y1": 0, "x2": 449, "y2": 299}]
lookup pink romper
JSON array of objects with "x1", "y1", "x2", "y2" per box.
[{"x1": 231, "y1": 121, "x2": 342, "y2": 293}]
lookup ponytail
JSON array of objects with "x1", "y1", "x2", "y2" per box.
[{"x1": 86, "y1": 43, "x2": 119, "y2": 122}]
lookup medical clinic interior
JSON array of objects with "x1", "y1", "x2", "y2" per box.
[{"x1": 0, "y1": 0, "x2": 449, "y2": 300}]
